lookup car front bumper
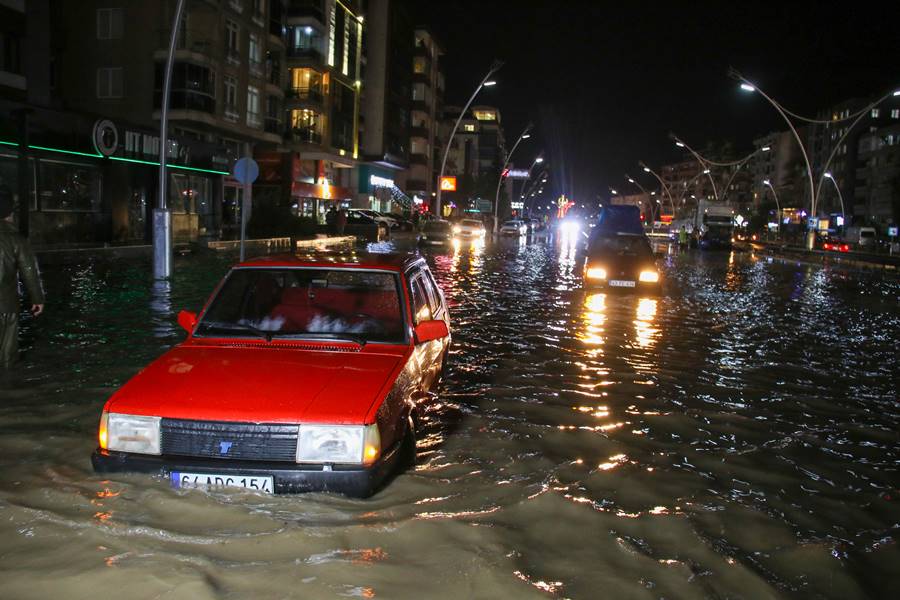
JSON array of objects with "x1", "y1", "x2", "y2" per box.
[{"x1": 92, "y1": 437, "x2": 403, "y2": 498}]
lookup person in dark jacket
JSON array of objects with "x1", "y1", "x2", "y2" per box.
[{"x1": 0, "y1": 187, "x2": 44, "y2": 368}]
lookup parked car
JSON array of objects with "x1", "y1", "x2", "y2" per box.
[
  {"x1": 388, "y1": 213, "x2": 415, "y2": 231},
  {"x1": 584, "y1": 233, "x2": 660, "y2": 291},
  {"x1": 348, "y1": 209, "x2": 395, "y2": 232},
  {"x1": 418, "y1": 220, "x2": 453, "y2": 246},
  {"x1": 820, "y1": 236, "x2": 850, "y2": 252},
  {"x1": 345, "y1": 210, "x2": 389, "y2": 241},
  {"x1": 453, "y1": 218, "x2": 486, "y2": 239},
  {"x1": 92, "y1": 253, "x2": 451, "y2": 497},
  {"x1": 499, "y1": 219, "x2": 528, "y2": 236}
]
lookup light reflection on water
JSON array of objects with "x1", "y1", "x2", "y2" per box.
[{"x1": 0, "y1": 240, "x2": 898, "y2": 598}]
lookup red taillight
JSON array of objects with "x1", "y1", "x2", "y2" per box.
[
  {"x1": 840, "y1": 244, "x2": 849, "y2": 252},
  {"x1": 823, "y1": 243, "x2": 832, "y2": 250}
]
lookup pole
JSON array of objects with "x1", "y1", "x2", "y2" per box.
[
  {"x1": 493, "y1": 125, "x2": 530, "y2": 233},
  {"x1": 154, "y1": 0, "x2": 186, "y2": 279},
  {"x1": 764, "y1": 180, "x2": 781, "y2": 240},
  {"x1": 436, "y1": 61, "x2": 502, "y2": 218},
  {"x1": 240, "y1": 142, "x2": 253, "y2": 262}
]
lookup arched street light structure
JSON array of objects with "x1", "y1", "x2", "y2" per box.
[
  {"x1": 638, "y1": 161, "x2": 676, "y2": 215},
  {"x1": 823, "y1": 172, "x2": 845, "y2": 226},
  {"x1": 670, "y1": 134, "x2": 720, "y2": 201},
  {"x1": 672, "y1": 133, "x2": 772, "y2": 204},
  {"x1": 731, "y1": 68, "x2": 899, "y2": 248},
  {"x1": 520, "y1": 158, "x2": 548, "y2": 214},
  {"x1": 435, "y1": 60, "x2": 503, "y2": 218},
  {"x1": 624, "y1": 174, "x2": 658, "y2": 226},
  {"x1": 762, "y1": 178, "x2": 781, "y2": 237},
  {"x1": 493, "y1": 123, "x2": 532, "y2": 232}
]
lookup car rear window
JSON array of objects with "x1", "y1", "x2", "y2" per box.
[
  {"x1": 860, "y1": 230, "x2": 875, "y2": 238},
  {"x1": 197, "y1": 268, "x2": 406, "y2": 344}
]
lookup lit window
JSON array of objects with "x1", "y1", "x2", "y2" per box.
[
  {"x1": 871, "y1": 108, "x2": 880, "y2": 118},
  {"x1": 473, "y1": 110, "x2": 496, "y2": 121},
  {"x1": 463, "y1": 124, "x2": 476, "y2": 132},
  {"x1": 892, "y1": 109, "x2": 899, "y2": 119},
  {"x1": 96, "y1": 67, "x2": 123, "y2": 98},
  {"x1": 413, "y1": 57, "x2": 427, "y2": 74},
  {"x1": 247, "y1": 86, "x2": 261, "y2": 127},
  {"x1": 97, "y1": 8, "x2": 123, "y2": 40}
]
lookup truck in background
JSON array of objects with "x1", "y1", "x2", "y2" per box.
[{"x1": 695, "y1": 200, "x2": 735, "y2": 250}]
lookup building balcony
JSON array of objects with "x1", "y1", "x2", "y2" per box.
[
  {"x1": 225, "y1": 47, "x2": 241, "y2": 65},
  {"x1": 286, "y1": 87, "x2": 324, "y2": 106},
  {"x1": 286, "y1": 1, "x2": 325, "y2": 24},
  {"x1": 409, "y1": 153, "x2": 428, "y2": 166},
  {"x1": 249, "y1": 58, "x2": 265, "y2": 78},
  {"x1": 264, "y1": 117, "x2": 282, "y2": 135},
  {"x1": 286, "y1": 46, "x2": 324, "y2": 64},
  {"x1": 288, "y1": 127, "x2": 323, "y2": 146},
  {"x1": 410, "y1": 125, "x2": 429, "y2": 139},
  {"x1": 247, "y1": 111, "x2": 263, "y2": 129}
]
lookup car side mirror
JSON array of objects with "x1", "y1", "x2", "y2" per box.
[
  {"x1": 178, "y1": 310, "x2": 197, "y2": 334},
  {"x1": 414, "y1": 319, "x2": 449, "y2": 344}
]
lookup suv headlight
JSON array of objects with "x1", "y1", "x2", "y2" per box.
[
  {"x1": 104, "y1": 412, "x2": 161, "y2": 455},
  {"x1": 296, "y1": 423, "x2": 381, "y2": 465}
]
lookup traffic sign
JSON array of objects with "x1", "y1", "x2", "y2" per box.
[{"x1": 233, "y1": 157, "x2": 259, "y2": 184}]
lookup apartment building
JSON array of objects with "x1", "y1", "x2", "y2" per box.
[{"x1": 440, "y1": 104, "x2": 506, "y2": 216}]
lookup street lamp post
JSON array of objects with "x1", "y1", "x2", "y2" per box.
[
  {"x1": 763, "y1": 178, "x2": 781, "y2": 239},
  {"x1": 493, "y1": 124, "x2": 532, "y2": 233},
  {"x1": 624, "y1": 174, "x2": 656, "y2": 229},
  {"x1": 435, "y1": 60, "x2": 503, "y2": 218},
  {"x1": 823, "y1": 172, "x2": 845, "y2": 229},
  {"x1": 671, "y1": 135, "x2": 719, "y2": 202},
  {"x1": 154, "y1": 0, "x2": 187, "y2": 279},
  {"x1": 639, "y1": 161, "x2": 676, "y2": 216}
]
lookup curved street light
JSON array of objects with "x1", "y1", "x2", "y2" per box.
[
  {"x1": 823, "y1": 172, "x2": 845, "y2": 226},
  {"x1": 638, "y1": 161, "x2": 676, "y2": 216},
  {"x1": 762, "y1": 178, "x2": 781, "y2": 237},
  {"x1": 493, "y1": 124, "x2": 532, "y2": 233},
  {"x1": 435, "y1": 60, "x2": 503, "y2": 217},
  {"x1": 670, "y1": 134, "x2": 720, "y2": 201},
  {"x1": 624, "y1": 174, "x2": 658, "y2": 227}
]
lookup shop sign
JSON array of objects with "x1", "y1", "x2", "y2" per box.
[
  {"x1": 439, "y1": 176, "x2": 457, "y2": 191},
  {"x1": 506, "y1": 169, "x2": 530, "y2": 179},
  {"x1": 370, "y1": 174, "x2": 394, "y2": 188}
]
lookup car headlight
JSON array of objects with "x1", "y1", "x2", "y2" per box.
[
  {"x1": 452, "y1": 225, "x2": 461, "y2": 234},
  {"x1": 103, "y1": 412, "x2": 161, "y2": 455},
  {"x1": 639, "y1": 270, "x2": 659, "y2": 283},
  {"x1": 586, "y1": 267, "x2": 607, "y2": 280},
  {"x1": 296, "y1": 423, "x2": 381, "y2": 465}
]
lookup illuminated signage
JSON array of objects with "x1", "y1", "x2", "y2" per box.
[
  {"x1": 510, "y1": 201, "x2": 524, "y2": 209},
  {"x1": 439, "y1": 176, "x2": 457, "y2": 191},
  {"x1": 506, "y1": 169, "x2": 530, "y2": 179},
  {"x1": 369, "y1": 174, "x2": 394, "y2": 188}
]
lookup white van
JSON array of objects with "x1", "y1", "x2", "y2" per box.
[{"x1": 845, "y1": 226, "x2": 877, "y2": 249}]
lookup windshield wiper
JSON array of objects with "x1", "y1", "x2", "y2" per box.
[
  {"x1": 196, "y1": 321, "x2": 274, "y2": 342},
  {"x1": 279, "y1": 332, "x2": 368, "y2": 347}
]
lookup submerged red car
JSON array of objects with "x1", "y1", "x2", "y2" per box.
[{"x1": 92, "y1": 252, "x2": 450, "y2": 497}]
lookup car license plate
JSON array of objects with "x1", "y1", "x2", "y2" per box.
[
  {"x1": 609, "y1": 280, "x2": 636, "y2": 288},
  {"x1": 171, "y1": 471, "x2": 274, "y2": 493}
]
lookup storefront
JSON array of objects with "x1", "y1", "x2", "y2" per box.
[
  {"x1": 356, "y1": 165, "x2": 404, "y2": 214},
  {"x1": 0, "y1": 102, "x2": 229, "y2": 245}
]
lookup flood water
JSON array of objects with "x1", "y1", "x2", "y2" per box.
[{"x1": 1, "y1": 234, "x2": 898, "y2": 599}]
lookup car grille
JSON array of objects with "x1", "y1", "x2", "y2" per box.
[{"x1": 160, "y1": 419, "x2": 298, "y2": 462}]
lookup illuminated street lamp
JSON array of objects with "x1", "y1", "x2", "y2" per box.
[
  {"x1": 823, "y1": 172, "x2": 845, "y2": 226},
  {"x1": 436, "y1": 60, "x2": 503, "y2": 217},
  {"x1": 762, "y1": 178, "x2": 781, "y2": 237},
  {"x1": 639, "y1": 161, "x2": 676, "y2": 216},
  {"x1": 493, "y1": 123, "x2": 532, "y2": 232}
]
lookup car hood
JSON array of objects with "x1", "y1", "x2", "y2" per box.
[{"x1": 107, "y1": 344, "x2": 405, "y2": 424}]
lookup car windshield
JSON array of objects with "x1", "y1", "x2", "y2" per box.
[
  {"x1": 196, "y1": 268, "x2": 406, "y2": 344},
  {"x1": 589, "y1": 235, "x2": 652, "y2": 257},
  {"x1": 461, "y1": 220, "x2": 483, "y2": 227},
  {"x1": 424, "y1": 221, "x2": 450, "y2": 232}
]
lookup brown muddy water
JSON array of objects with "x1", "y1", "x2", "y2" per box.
[{"x1": 0, "y1": 234, "x2": 897, "y2": 599}]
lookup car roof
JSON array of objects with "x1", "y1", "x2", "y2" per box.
[{"x1": 236, "y1": 251, "x2": 425, "y2": 272}]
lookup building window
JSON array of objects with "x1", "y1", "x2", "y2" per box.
[
  {"x1": 0, "y1": 32, "x2": 22, "y2": 75},
  {"x1": 463, "y1": 124, "x2": 476, "y2": 132},
  {"x1": 290, "y1": 109, "x2": 323, "y2": 144},
  {"x1": 327, "y1": 4, "x2": 336, "y2": 66},
  {"x1": 247, "y1": 86, "x2": 261, "y2": 128},
  {"x1": 289, "y1": 67, "x2": 324, "y2": 100},
  {"x1": 38, "y1": 160, "x2": 102, "y2": 212},
  {"x1": 871, "y1": 108, "x2": 880, "y2": 119},
  {"x1": 892, "y1": 109, "x2": 899, "y2": 119},
  {"x1": 249, "y1": 33, "x2": 263, "y2": 75},
  {"x1": 251, "y1": 0, "x2": 264, "y2": 20},
  {"x1": 97, "y1": 8, "x2": 124, "y2": 40},
  {"x1": 473, "y1": 110, "x2": 496, "y2": 121},
  {"x1": 97, "y1": 67, "x2": 123, "y2": 98},
  {"x1": 229, "y1": 0, "x2": 244, "y2": 14},
  {"x1": 224, "y1": 75, "x2": 238, "y2": 120},
  {"x1": 225, "y1": 20, "x2": 240, "y2": 63},
  {"x1": 413, "y1": 57, "x2": 427, "y2": 74}
]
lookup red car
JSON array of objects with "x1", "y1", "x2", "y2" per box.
[
  {"x1": 92, "y1": 252, "x2": 451, "y2": 497},
  {"x1": 821, "y1": 238, "x2": 850, "y2": 253}
]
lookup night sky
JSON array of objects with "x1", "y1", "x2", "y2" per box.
[{"x1": 412, "y1": 0, "x2": 900, "y2": 205}]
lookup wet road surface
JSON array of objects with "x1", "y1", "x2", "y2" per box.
[{"x1": 1, "y1": 233, "x2": 898, "y2": 599}]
